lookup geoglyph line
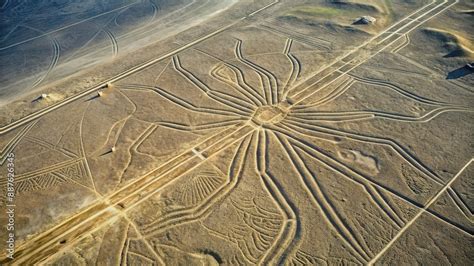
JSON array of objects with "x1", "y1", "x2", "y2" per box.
[
  {"x1": 284, "y1": 119, "x2": 445, "y2": 185},
  {"x1": 289, "y1": 108, "x2": 474, "y2": 123},
  {"x1": 0, "y1": 0, "x2": 464, "y2": 263},
  {"x1": 274, "y1": 132, "x2": 370, "y2": 263},
  {"x1": 118, "y1": 84, "x2": 245, "y2": 117},
  {"x1": 0, "y1": 120, "x2": 38, "y2": 165},
  {"x1": 201, "y1": 49, "x2": 267, "y2": 105},
  {"x1": 349, "y1": 75, "x2": 455, "y2": 106},
  {"x1": 282, "y1": 38, "x2": 301, "y2": 99},
  {"x1": 292, "y1": 76, "x2": 354, "y2": 110},
  {"x1": 210, "y1": 64, "x2": 265, "y2": 106},
  {"x1": 391, "y1": 34, "x2": 410, "y2": 53},
  {"x1": 156, "y1": 118, "x2": 246, "y2": 133},
  {"x1": 259, "y1": 23, "x2": 332, "y2": 51},
  {"x1": 172, "y1": 55, "x2": 255, "y2": 114},
  {"x1": 369, "y1": 159, "x2": 474, "y2": 264},
  {"x1": 447, "y1": 187, "x2": 473, "y2": 220},
  {"x1": 276, "y1": 125, "x2": 408, "y2": 230},
  {"x1": 6, "y1": 123, "x2": 254, "y2": 264},
  {"x1": 288, "y1": 0, "x2": 456, "y2": 107},
  {"x1": 0, "y1": 17, "x2": 246, "y2": 134},
  {"x1": 234, "y1": 39, "x2": 278, "y2": 104},
  {"x1": 256, "y1": 129, "x2": 298, "y2": 265},
  {"x1": 141, "y1": 133, "x2": 253, "y2": 237}
]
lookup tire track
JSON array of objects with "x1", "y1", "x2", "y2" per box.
[
  {"x1": 32, "y1": 35, "x2": 59, "y2": 88},
  {"x1": 24, "y1": 25, "x2": 60, "y2": 89},
  {"x1": 0, "y1": 18, "x2": 245, "y2": 135},
  {"x1": 102, "y1": 26, "x2": 118, "y2": 57},
  {"x1": 0, "y1": 0, "x2": 9, "y2": 10},
  {"x1": 0, "y1": 0, "x2": 462, "y2": 262},
  {"x1": 0, "y1": 1, "x2": 139, "y2": 51},
  {"x1": 66, "y1": 23, "x2": 113, "y2": 61},
  {"x1": 114, "y1": 0, "x2": 158, "y2": 28},
  {"x1": 66, "y1": 4, "x2": 136, "y2": 62},
  {"x1": 0, "y1": 1, "x2": 283, "y2": 260},
  {"x1": 112, "y1": 0, "x2": 197, "y2": 41},
  {"x1": 0, "y1": 21, "x2": 26, "y2": 43},
  {"x1": 148, "y1": 0, "x2": 159, "y2": 23},
  {"x1": 5, "y1": 122, "x2": 253, "y2": 264}
]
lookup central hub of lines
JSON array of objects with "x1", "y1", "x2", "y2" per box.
[{"x1": 251, "y1": 105, "x2": 287, "y2": 126}]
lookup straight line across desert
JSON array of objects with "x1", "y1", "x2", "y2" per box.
[{"x1": 0, "y1": 0, "x2": 472, "y2": 265}]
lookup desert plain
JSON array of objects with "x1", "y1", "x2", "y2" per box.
[{"x1": 0, "y1": 0, "x2": 473, "y2": 265}]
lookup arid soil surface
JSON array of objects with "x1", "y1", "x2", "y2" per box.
[
  {"x1": 0, "y1": 0, "x2": 473, "y2": 265},
  {"x1": 0, "y1": 0, "x2": 237, "y2": 105}
]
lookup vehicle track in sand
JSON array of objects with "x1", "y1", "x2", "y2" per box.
[
  {"x1": 0, "y1": 16, "x2": 248, "y2": 134},
  {"x1": 3, "y1": 0, "x2": 470, "y2": 264},
  {"x1": 20, "y1": 25, "x2": 61, "y2": 90},
  {"x1": 5, "y1": 122, "x2": 255, "y2": 264},
  {"x1": 0, "y1": 1, "x2": 140, "y2": 51}
]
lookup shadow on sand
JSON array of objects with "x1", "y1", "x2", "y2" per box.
[{"x1": 446, "y1": 66, "x2": 473, "y2": 79}]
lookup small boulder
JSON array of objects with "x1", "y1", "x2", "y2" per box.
[
  {"x1": 354, "y1": 16, "x2": 376, "y2": 25},
  {"x1": 32, "y1": 93, "x2": 48, "y2": 102}
]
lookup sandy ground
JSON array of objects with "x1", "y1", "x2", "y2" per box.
[
  {"x1": 0, "y1": 0, "x2": 237, "y2": 105},
  {"x1": 0, "y1": 0, "x2": 473, "y2": 265}
]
